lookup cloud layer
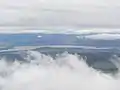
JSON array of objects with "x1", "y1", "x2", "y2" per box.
[
  {"x1": 0, "y1": 0, "x2": 120, "y2": 30},
  {"x1": 85, "y1": 34, "x2": 120, "y2": 40}
]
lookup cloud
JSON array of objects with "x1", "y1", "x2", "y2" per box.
[
  {"x1": 0, "y1": 28, "x2": 120, "y2": 34},
  {"x1": 85, "y1": 34, "x2": 120, "y2": 40},
  {"x1": 0, "y1": 0, "x2": 120, "y2": 30}
]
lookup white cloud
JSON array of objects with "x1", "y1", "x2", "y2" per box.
[
  {"x1": 0, "y1": 0, "x2": 120, "y2": 30},
  {"x1": 0, "y1": 27, "x2": 120, "y2": 34},
  {"x1": 85, "y1": 34, "x2": 120, "y2": 40}
]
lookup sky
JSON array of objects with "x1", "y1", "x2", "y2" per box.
[{"x1": 0, "y1": 0, "x2": 120, "y2": 31}]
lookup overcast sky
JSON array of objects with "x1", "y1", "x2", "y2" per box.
[{"x1": 0, "y1": 0, "x2": 120, "y2": 30}]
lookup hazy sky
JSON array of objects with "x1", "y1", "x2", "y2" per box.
[{"x1": 0, "y1": 0, "x2": 120, "y2": 29}]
